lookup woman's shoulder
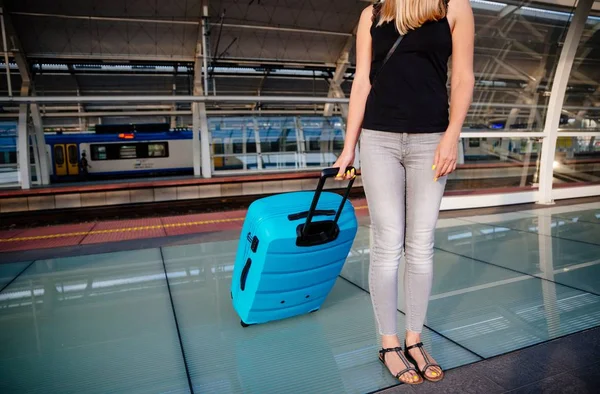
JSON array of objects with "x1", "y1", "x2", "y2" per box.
[
  {"x1": 360, "y1": 4, "x2": 375, "y2": 19},
  {"x1": 446, "y1": 0, "x2": 473, "y2": 31},
  {"x1": 357, "y1": 4, "x2": 376, "y2": 28}
]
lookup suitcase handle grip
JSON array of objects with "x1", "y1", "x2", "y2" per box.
[{"x1": 301, "y1": 166, "x2": 355, "y2": 240}]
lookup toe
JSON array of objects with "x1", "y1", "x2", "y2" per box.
[
  {"x1": 400, "y1": 371, "x2": 419, "y2": 383},
  {"x1": 428, "y1": 367, "x2": 442, "y2": 378}
]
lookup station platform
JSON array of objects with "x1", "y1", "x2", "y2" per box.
[
  {"x1": 1, "y1": 198, "x2": 599, "y2": 393},
  {"x1": 0, "y1": 170, "x2": 353, "y2": 214},
  {"x1": 0, "y1": 198, "x2": 369, "y2": 254}
]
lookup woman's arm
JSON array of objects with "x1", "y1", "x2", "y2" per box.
[
  {"x1": 334, "y1": 5, "x2": 373, "y2": 180},
  {"x1": 434, "y1": 0, "x2": 475, "y2": 180}
]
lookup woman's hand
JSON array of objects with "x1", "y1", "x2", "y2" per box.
[
  {"x1": 333, "y1": 149, "x2": 356, "y2": 181},
  {"x1": 433, "y1": 133, "x2": 459, "y2": 181}
]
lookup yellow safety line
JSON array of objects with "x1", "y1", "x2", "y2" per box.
[{"x1": 0, "y1": 204, "x2": 368, "y2": 244}]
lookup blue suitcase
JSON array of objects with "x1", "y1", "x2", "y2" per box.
[{"x1": 231, "y1": 167, "x2": 358, "y2": 327}]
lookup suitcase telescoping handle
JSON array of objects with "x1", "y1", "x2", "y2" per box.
[{"x1": 298, "y1": 166, "x2": 355, "y2": 246}]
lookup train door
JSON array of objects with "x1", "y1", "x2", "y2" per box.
[
  {"x1": 53, "y1": 144, "x2": 67, "y2": 176},
  {"x1": 66, "y1": 144, "x2": 79, "y2": 176}
]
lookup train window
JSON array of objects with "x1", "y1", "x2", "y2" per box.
[
  {"x1": 92, "y1": 146, "x2": 107, "y2": 160},
  {"x1": 119, "y1": 145, "x2": 137, "y2": 159},
  {"x1": 148, "y1": 143, "x2": 167, "y2": 157},
  {"x1": 90, "y1": 142, "x2": 169, "y2": 160},
  {"x1": 0, "y1": 151, "x2": 15, "y2": 164},
  {"x1": 233, "y1": 142, "x2": 244, "y2": 154},
  {"x1": 54, "y1": 146, "x2": 65, "y2": 165},
  {"x1": 68, "y1": 145, "x2": 78, "y2": 164}
]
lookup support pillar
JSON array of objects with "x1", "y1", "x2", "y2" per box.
[
  {"x1": 253, "y1": 118, "x2": 263, "y2": 170},
  {"x1": 17, "y1": 84, "x2": 30, "y2": 189},
  {"x1": 538, "y1": 0, "x2": 593, "y2": 204},
  {"x1": 192, "y1": 102, "x2": 202, "y2": 177},
  {"x1": 193, "y1": 2, "x2": 212, "y2": 178},
  {"x1": 31, "y1": 103, "x2": 49, "y2": 185}
]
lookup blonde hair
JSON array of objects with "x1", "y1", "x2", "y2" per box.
[{"x1": 375, "y1": 0, "x2": 448, "y2": 35}]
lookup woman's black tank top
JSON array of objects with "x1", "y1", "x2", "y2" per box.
[{"x1": 362, "y1": 11, "x2": 453, "y2": 133}]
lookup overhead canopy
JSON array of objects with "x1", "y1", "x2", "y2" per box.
[{"x1": 0, "y1": 0, "x2": 597, "y2": 128}]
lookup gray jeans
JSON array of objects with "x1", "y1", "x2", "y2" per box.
[{"x1": 360, "y1": 128, "x2": 447, "y2": 335}]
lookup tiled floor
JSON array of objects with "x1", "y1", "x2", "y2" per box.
[{"x1": 1, "y1": 201, "x2": 599, "y2": 393}]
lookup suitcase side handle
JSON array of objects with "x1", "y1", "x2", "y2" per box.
[
  {"x1": 299, "y1": 166, "x2": 355, "y2": 245},
  {"x1": 240, "y1": 258, "x2": 252, "y2": 291}
]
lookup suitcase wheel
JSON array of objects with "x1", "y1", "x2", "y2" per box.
[
  {"x1": 310, "y1": 308, "x2": 319, "y2": 314},
  {"x1": 241, "y1": 320, "x2": 252, "y2": 328}
]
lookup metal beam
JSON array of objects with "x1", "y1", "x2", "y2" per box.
[
  {"x1": 0, "y1": 95, "x2": 351, "y2": 104},
  {"x1": 0, "y1": 109, "x2": 343, "y2": 118},
  {"x1": 10, "y1": 11, "x2": 352, "y2": 37},
  {"x1": 324, "y1": 30, "x2": 354, "y2": 117},
  {"x1": 538, "y1": 0, "x2": 593, "y2": 204},
  {"x1": 476, "y1": 4, "x2": 519, "y2": 37},
  {"x1": 492, "y1": 58, "x2": 537, "y2": 82},
  {"x1": 201, "y1": 4, "x2": 209, "y2": 95},
  {"x1": 3, "y1": 95, "x2": 598, "y2": 112},
  {"x1": 0, "y1": 7, "x2": 12, "y2": 96}
]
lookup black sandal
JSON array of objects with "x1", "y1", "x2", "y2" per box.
[
  {"x1": 378, "y1": 347, "x2": 423, "y2": 385},
  {"x1": 404, "y1": 341, "x2": 445, "y2": 382}
]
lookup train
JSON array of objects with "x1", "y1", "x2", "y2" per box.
[{"x1": 45, "y1": 129, "x2": 192, "y2": 181}]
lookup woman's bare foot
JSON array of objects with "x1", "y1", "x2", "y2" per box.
[
  {"x1": 405, "y1": 331, "x2": 443, "y2": 381},
  {"x1": 380, "y1": 335, "x2": 422, "y2": 384}
]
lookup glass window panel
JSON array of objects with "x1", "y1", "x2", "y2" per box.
[
  {"x1": 560, "y1": 13, "x2": 600, "y2": 131},
  {"x1": 300, "y1": 116, "x2": 345, "y2": 168},
  {"x1": 210, "y1": 117, "x2": 259, "y2": 171},
  {"x1": 0, "y1": 126, "x2": 18, "y2": 186},
  {"x1": 555, "y1": 11, "x2": 600, "y2": 186},
  {"x1": 209, "y1": 116, "x2": 348, "y2": 172},
  {"x1": 466, "y1": 1, "x2": 575, "y2": 132},
  {"x1": 553, "y1": 136, "x2": 600, "y2": 185},
  {"x1": 447, "y1": 137, "x2": 541, "y2": 192}
]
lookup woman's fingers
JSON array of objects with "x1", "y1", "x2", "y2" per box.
[
  {"x1": 433, "y1": 146, "x2": 441, "y2": 178},
  {"x1": 342, "y1": 166, "x2": 355, "y2": 180},
  {"x1": 439, "y1": 159, "x2": 457, "y2": 178},
  {"x1": 435, "y1": 157, "x2": 456, "y2": 180},
  {"x1": 334, "y1": 163, "x2": 355, "y2": 180}
]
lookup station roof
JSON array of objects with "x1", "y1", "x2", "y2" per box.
[{"x1": 0, "y1": 0, "x2": 598, "y2": 126}]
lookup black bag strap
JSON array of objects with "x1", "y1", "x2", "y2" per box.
[{"x1": 372, "y1": 33, "x2": 404, "y2": 86}]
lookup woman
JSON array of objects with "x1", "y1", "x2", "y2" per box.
[{"x1": 333, "y1": 0, "x2": 474, "y2": 385}]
